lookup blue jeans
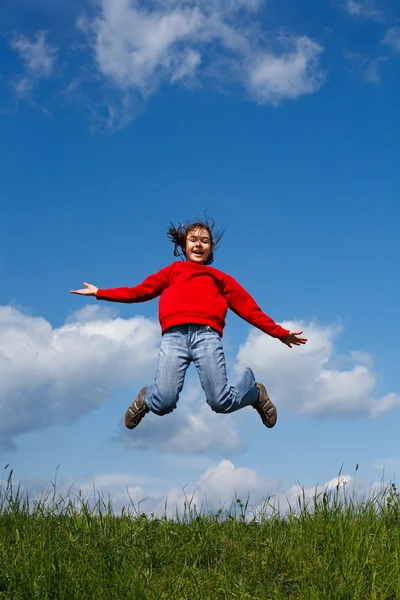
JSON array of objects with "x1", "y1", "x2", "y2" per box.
[{"x1": 144, "y1": 324, "x2": 259, "y2": 416}]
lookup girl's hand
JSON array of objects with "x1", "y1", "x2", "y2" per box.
[
  {"x1": 70, "y1": 282, "x2": 98, "y2": 296},
  {"x1": 284, "y1": 331, "x2": 307, "y2": 348}
]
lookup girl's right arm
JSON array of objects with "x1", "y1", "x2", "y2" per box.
[{"x1": 71, "y1": 264, "x2": 174, "y2": 303}]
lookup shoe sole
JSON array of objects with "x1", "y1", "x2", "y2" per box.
[
  {"x1": 254, "y1": 383, "x2": 277, "y2": 428},
  {"x1": 124, "y1": 387, "x2": 149, "y2": 429}
]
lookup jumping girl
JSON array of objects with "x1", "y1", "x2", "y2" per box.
[{"x1": 71, "y1": 220, "x2": 307, "y2": 431}]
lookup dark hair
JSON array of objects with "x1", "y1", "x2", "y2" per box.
[{"x1": 167, "y1": 217, "x2": 225, "y2": 266}]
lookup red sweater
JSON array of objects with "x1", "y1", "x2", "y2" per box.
[{"x1": 96, "y1": 261, "x2": 289, "y2": 342}]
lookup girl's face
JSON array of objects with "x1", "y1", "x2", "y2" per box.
[{"x1": 185, "y1": 227, "x2": 212, "y2": 264}]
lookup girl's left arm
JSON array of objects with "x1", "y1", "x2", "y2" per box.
[{"x1": 222, "y1": 274, "x2": 290, "y2": 342}]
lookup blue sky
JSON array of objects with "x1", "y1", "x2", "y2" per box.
[{"x1": 0, "y1": 0, "x2": 399, "y2": 514}]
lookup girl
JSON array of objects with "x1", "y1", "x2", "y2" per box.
[{"x1": 71, "y1": 220, "x2": 307, "y2": 430}]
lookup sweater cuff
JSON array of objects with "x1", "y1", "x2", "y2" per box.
[{"x1": 279, "y1": 329, "x2": 290, "y2": 342}]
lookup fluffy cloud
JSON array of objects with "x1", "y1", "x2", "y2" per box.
[
  {"x1": 0, "y1": 305, "x2": 244, "y2": 455},
  {"x1": 3, "y1": 307, "x2": 397, "y2": 453},
  {"x1": 0, "y1": 305, "x2": 160, "y2": 450},
  {"x1": 10, "y1": 31, "x2": 56, "y2": 97},
  {"x1": 91, "y1": 2, "x2": 205, "y2": 93},
  {"x1": 234, "y1": 321, "x2": 400, "y2": 419},
  {"x1": 80, "y1": 0, "x2": 325, "y2": 129},
  {"x1": 341, "y1": 0, "x2": 383, "y2": 20},
  {"x1": 70, "y1": 459, "x2": 275, "y2": 516},
  {"x1": 195, "y1": 459, "x2": 275, "y2": 509},
  {"x1": 247, "y1": 37, "x2": 324, "y2": 104},
  {"x1": 158, "y1": 0, "x2": 262, "y2": 12},
  {"x1": 382, "y1": 27, "x2": 400, "y2": 54},
  {"x1": 7, "y1": 2, "x2": 326, "y2": 129}
]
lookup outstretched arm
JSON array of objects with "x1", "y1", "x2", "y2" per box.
[{"x1": 70, "y1": 264, "x2": 174, "y2": 303}]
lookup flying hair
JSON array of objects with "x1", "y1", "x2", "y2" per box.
[{"x1": 167, "y1": 217, "x2": 225, "y2": 266}]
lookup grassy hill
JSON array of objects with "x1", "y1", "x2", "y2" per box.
[{"x1": 1, "y1": 471, "x2": 400, "y2": 599}]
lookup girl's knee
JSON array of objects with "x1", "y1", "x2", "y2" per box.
[
  {"x1": 209, "y1": 403, "x2": 225, "y2": 414},
  {"x1": 207, "y1": 390, "x2": 231, "y2": 414},
  {"x1": 148, "y1": 390, "x2": 179, "y2": 416}
]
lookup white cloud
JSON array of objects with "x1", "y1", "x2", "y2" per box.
[
  {"x1": 382, "y1": 27, "x2": 400, "y2": 54},
  {"x1": 159, "y1": 0, "x2": 262, "y2": 12},
  {"x1": 0, "y1": 305, "x2": 160, "y2": 449},
  {"x1": 92, "y1": 2, "x2": 205, "y2": 93},
  {"x1": 283, "y1": 475, "x2": 351, "y2": 511},
  {"x1": 7, "y1": 2, "x2": 326, "y2": 129},
  {"x1": 341, "y1": 0, "x2": 383, "y2": 20},
  {"x1": 348, "y1": 350, "x2": 374, "y2": 368},
  {"x1": 196, "y1": 459, "x2": 274, "y2": 508},
  {"x1": 0, "y1": 306, "x2": 244, "y2": 455},
  {"x1": 170, "y1": 49, "x2": 202, "y2": 83},
  {"x1": 80, "y1": 0, "x2": 325, "y2": 129},
  {"x1": 234, "y1": 321, "x2": 400, "y2": 419},
  {"x1": 246, "y1": 37, "x2": 325, "y2": 104},
  {"x1": 66, "y1": 304, "x2": 118, "y2": 323},
  {"x1": 4, "y1": 306, "x2": 395, "y2": 453},
  {"x1": 82, "y1": 459, "x2": 275, "y2": 516},
  {"x1": 10, "y1": 31, "x2": 56, "y2": 96}
]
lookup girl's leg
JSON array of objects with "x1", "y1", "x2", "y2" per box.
[
  {"x1": 190, "y1": 325, "x2": 258, "y2": 413},
  {"x1": 145, "y1": 326, "x2": 191, "y2": 416}
]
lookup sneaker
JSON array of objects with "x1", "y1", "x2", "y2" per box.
[
  {"x1": 253, "y1": 383, "x2": 277, "y2": 428},
  {"x1": 124, "y1": 387, "x2": 150, "y2": 430}
]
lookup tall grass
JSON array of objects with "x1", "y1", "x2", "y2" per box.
[{"x1": 1, "y1": 468, "x2": 400, "y2": 599}]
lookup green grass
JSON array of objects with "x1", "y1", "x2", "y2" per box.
[{"x1": 1, "y1": 469, "x2": 400, "y2": 599}]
